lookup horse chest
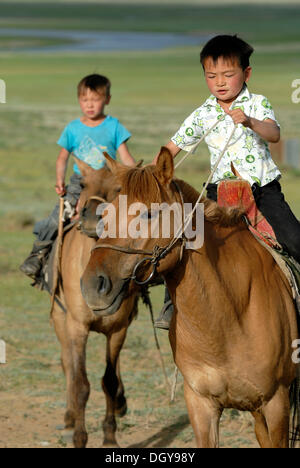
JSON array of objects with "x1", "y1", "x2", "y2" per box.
[
  {"x1": 182, "y1": 365, "x2": 264, "y2": 411},
  {"x1": 183, "y1": 364, "x2": 227, "y2": 400}
]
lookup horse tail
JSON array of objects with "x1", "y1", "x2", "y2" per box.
[{"x1": 290, "y1": 364, "x2": 300, "y2": 448}]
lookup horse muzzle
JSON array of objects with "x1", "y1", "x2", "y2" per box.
[{"x1": 80, "y1": 270, "x2": 129, "y2": 317}]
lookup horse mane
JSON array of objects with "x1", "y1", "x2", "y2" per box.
[
  {"x1": 117, "y1": 166, "x2": 245, "y2": 227},
  {"x1": 118, "y1": 166, "x2": 163, "y2": 205},
  {"x1": 175, "y1": 179, "x2": 245, "y2": 227}
]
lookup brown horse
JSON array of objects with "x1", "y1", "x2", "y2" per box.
[
  {"x1": 81, "y1": 148, "x2": 300, "y2": 448},
  {"x1": 51, "y1": 159, "x2": 140, "y2": 448}
]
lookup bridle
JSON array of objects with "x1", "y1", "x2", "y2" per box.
[{"x1": 91, "y1": 180, "x2": 187, "y2": 286}]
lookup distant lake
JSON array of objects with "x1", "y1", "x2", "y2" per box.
[{"x1": 0, "y1": 28, "x2": 211, "y2": 53}]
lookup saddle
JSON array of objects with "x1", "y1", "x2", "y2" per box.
[{"x1": 217, "y1": 178, "x2": 300, "y2": 313}]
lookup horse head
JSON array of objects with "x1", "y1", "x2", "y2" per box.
[
  {"x1": 75, "y1": 158, "x2": 122, "y2": 238},
  {"x1": 80, "y1": 147, "x2": 184, "y2": 316}
]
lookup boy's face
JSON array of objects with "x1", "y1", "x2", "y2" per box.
[
  {"x1": 203, "y1": 56, "x2": 252, "y2": 103},
  {"x1": 79, "y1": 88, "x2": 111, "y2": 120}
]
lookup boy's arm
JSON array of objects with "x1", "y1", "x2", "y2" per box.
[
  {"x1": 118, "y1": 142, "x2": 136, "y2": 166},
  {"x1": 227, "y1": 109, "x2": 280, "y2": 143},
  {"x1": 152, "y1": 140, "x2": 182, "y2": 165},
  {"x1": 247, "y1": 118, "x2": 280, "y2": 143},
  {"x1": 56, "y1": 148, "x2": 70, "y2": 195}
]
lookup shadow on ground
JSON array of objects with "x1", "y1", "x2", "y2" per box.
[{"x1": 127, "y1": 414, "x2": 191, "y2": 448}]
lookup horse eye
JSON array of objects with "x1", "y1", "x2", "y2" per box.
[
  {"x1": 80, "y1": 182, "x2": 86, "y2": 189},
  {"x1": 141, "y1": 211, "x2": 152, "y2": 220},
  {"x1": 141, "y1": 210, "x2": 158, "y2": 221}
]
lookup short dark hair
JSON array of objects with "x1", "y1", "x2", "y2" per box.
[
  {"x1": 200, "y1": 35, "x2": 254, "y2": 70},
  {"x1": 77, "y1": 74, "x2": 111, "y2": 98}
]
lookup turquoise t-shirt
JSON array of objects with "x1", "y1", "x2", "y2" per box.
[{"x1": 57, "y1": 116, "x2": 131, "y2": 174}]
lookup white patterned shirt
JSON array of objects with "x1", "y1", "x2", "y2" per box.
[{"x1": 171, "y1": 85, "x2": 281, "y2": 187}]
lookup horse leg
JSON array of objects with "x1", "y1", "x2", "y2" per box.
[
  {"x1": 102, "y1": 328, "x2": 128, "y2": 448},
  {"x1": 184, "y1": 380, "x2": 222, "y2": 448},
  {"x1": 252, "y1": 411, "x2": 272, "y2": 448},
  {"x1": 52, "y1": 305, "x2": 76, "y2": 432},
  {"x1": 62, "y1": 315, "x2": 90, "y2": 448},
  {"x1": 114, "y1": 358, "x2": 127, "y2": 417},
  {"x1": 261, "y1": 386, "x2": 290, "y2": 448}
]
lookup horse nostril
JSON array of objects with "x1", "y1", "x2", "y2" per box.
[{"x1": 97, "y1": 274, "x2": 111, "y2": 295}]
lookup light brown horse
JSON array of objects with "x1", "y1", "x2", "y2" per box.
[
  {"x1": 81, "y1": 148, "x2": 300, "y2": 448},
  {"x1": 51, "y1": 159, "x2": 140, "y2": 448}
]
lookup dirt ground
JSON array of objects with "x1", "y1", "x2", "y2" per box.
[{"x1": 0, "y1": 390, "x2": 259, "y2": 449}]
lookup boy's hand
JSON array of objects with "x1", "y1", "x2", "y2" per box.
[
  {"x1": 226, "y1": 111, "x2": 280, "y2": 143},
  {"x1": 226, "y1": 109, "x2": 251, "y2": 128},
  {"x1": 55, "y1": 183, "x2": 66, "y2": 196}
]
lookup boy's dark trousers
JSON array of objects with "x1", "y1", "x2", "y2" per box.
[{"x1": 206, "y1": 179, "x2": 300, "y2": 264}]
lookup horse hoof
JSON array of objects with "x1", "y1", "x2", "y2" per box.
[
  {"x1": 102, "y1": 441, "x2": 120, "y2": 448},
  {"x1": 73, "y1": 430, "x2": 88, "y2": 448}
]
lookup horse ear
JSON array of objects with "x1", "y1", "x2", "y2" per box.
[
  {"x1": 136, "y1": 159, "x2": 144, "y2": 168},
  {"x1": 73, "y1": 157, "x2": 94, "y2": 178},
  {"x1": 103, "y1": 152, "x2": 123, "y2": 174},
  {"x1": 155, "y1": 147, "x2": 174, "y2": 186}
]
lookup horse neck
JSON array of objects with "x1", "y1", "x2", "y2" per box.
[
  {"x1": 167, "y1": 179, "x2": 249, "y2": 338},
  {"x1": 63, "y1": 224, "x2": 96, "y2": 276},
  {"x1": 173, "y1": 178, "x2": 201, "y2": 207}
]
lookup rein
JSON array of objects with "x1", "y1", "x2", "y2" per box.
[{"x1": 87, "y1": 195, "x2": 107, "y2": 204}]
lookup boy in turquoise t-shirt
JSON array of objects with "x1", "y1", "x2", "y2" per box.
[{"x1": 20, "y1": 74, "x2": 135, "y2": 280}]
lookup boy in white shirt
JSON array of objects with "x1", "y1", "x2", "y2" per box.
[{"x1": 155, "y1": 34, "x2": 300, "y2": 329}]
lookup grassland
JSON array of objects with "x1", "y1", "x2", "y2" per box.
[
  {"x1": 0, "y1": 37, "x2": 74, "y2": 51},
  {"x1": 0, "y1": 2, "x2": 300, "y2": 45},
  {"x1": 0, "y1": 1, "x2": 300, "y2": 448}
]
